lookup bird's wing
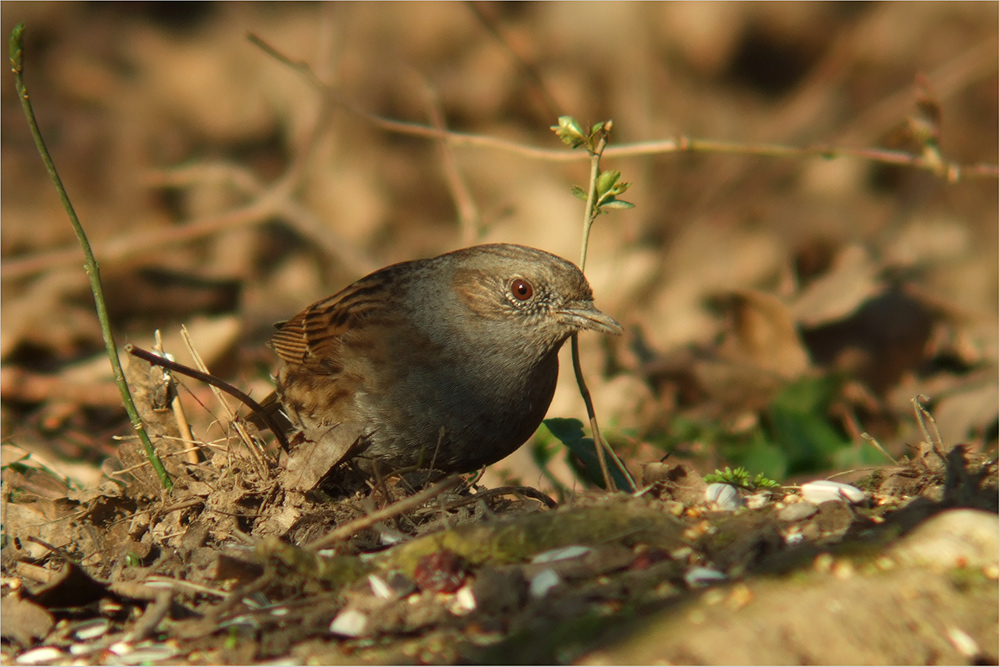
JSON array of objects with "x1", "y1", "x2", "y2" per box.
[{"x1": 269, "y1": 266, "x2": 410, "y2": 373}]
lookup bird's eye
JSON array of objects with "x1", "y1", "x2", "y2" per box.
[{"x1": 510, "y1": 278, "x2": 534, "y2": 301}]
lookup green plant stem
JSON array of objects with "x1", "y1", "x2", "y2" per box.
[
  {"x1": 9, "y1": 24, "x2": 172, "y2": 491},
  {"x1": 573, "y1": 131, "x2": 612, "y2": 491},
  {"x1": 577, "y1": 129, "x2": 606, "y2": 272},
  {"x1": 570, "y1": 122, "x2": 635, "y2": 493}
]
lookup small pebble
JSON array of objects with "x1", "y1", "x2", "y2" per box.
[
  {"x1": 684, "y1": 567, "x2": 727, "y2": 588},
  {"x1": 800, "y1": 480, "x2": 865, "y2": 504},
  {"x1": 778, "y1": 502, "x2": 818, "y2": 522},
  {"x1": 745, "y1": 491, "x2": 771, "y2": 509},
  {"x1": 528, "y1": 569, "x2": 561, "y2": 598},
  {"x1": 329, "y1": 609, "x2": 369, "y2": 638},
  {"x1": 705, "y1": 483, "x2": 744, "y2": 510},
  {"x1": 449, "y1": 584, "x2": 477, "y2": 615},
  {"x1": 108, "y1": 642, "x2": 133, "y2": 656}
]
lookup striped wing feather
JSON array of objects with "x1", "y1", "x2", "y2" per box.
[{"x1": 269, "y1": 268, "x2": 406, "y2": 372}]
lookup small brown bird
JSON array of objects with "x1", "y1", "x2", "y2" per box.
[{"x1": 264, "y1": 243, "x2": 621, "y2": 476}]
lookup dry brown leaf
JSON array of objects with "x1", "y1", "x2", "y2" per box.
[
  {"x1": 0, "y1": 593, "x2": 54, "y2": 646},
  {"x1": 718, "y1": 289, "x2": 811, "y2": 378},
  {"x1": 792, "y1": 244, "x2": 882, "y2": 327}
]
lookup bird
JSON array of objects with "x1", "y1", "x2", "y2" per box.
[{"x1": 260, "y1": 243, "x2": 622, "y2": 478}]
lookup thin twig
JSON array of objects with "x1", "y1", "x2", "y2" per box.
[
  {"x1": 418, "y1": 75, "x2": 482, "y2": 245},
  {"x1": 912, "y1": 394, "x2": 946, "y2": 459},
  {"x1": 246, "y1": 32, "x2": 999, "y2": 179},
  {"x1": 464, "y1": 1, "x2": 563, "y2": 121},
  {"x1": 305, "y1": 476, "x2": 463, "y2": 551},
  {"x1": 4, "y1": 39, "x2": 996, "y2": 285},
  {"x1": 431, "y1": 485, "x2": 558, "y2": 511},
  {"x1": 153, "y1": 330, "x2": 197, "y2": 464},
  {"x1": 179, "y1": 326, "x2": 271, "y2": 471},
  {"x1": 860, "y1": 432, "x2": 898, "y2": 464},
  {"x1": 126, "y1": 344, "x2": 290, "y2": 452},
  {"x1": 8, "y1": 24, "x2": 172, "y2": 491}
]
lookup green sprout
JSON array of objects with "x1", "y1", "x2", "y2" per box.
[{"x1": 705, "y1": 466, "x2": 781, "y2": 491}]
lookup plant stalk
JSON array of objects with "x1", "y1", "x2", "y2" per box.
[
  {"x1": 9, "y1": 24, "x2": 172, "y2": 491},
  {"x1": 570, "y1": 122, "x2": 635, "y2": 492}
]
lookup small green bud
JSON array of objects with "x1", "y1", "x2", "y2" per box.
[{"x1": 551, "y1": 115, "x2": 587, "y2": 149}]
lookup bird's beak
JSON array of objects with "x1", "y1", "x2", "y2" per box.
[{"x1": 558, "y1": 301, "x2": 623, "y2": 336}]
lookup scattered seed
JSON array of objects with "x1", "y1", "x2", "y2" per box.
[
  {"x1": 531, "y1": 545, "x2": 592, "y2": 563},
  {"x1": 329, "y1": 609, "x2": 369, "y2": 638},
  {"x1": 73, "y1": 618, "x2": 111, "y2": 641},
  {"x1": 684, "y1": 567, "x2": 727, "y2": 588},
  {"x1": 15, "y1": 647, "x2": 65, "y2": 665},
  {"x1": 108, "y1": 644, "x2": 178, "y2": 665},
  {"x1": 946, "y1": 626, "x2": 981, "y2": 659}
]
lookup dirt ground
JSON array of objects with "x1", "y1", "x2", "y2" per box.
[{"x1": 1, "y1": 3, "x2": 998, "y2": 665}]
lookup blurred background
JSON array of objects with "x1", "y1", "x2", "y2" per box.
[{"x1": 1, "y1": 2, "x2": 996, "y2": 492}]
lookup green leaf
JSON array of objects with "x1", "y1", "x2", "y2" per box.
[
  {"x1": 530, "y1": 438, "x2": 558, "y2": 467},
  {"x1": 544, "y1": 417, "x2": 586, "y2": 445},
  {"x1": 705, "y1": 466, "x2": 750, "y2": 487},
  {"x1": 543, "y1": 418, "x2": 631, "y2": 491},
  {"x1": 570, "y1": 185, "x2": 588, "y2": 201},
  {"x1": 705, "y1": 466, "x2": 778, "y2": 491},
  {"x1": 767, "y1": 376, "x2": 848, "y2": 474},
  {"x1": 752, "y1": 473, "x2": 781, "y2": 489},
  {"x1": 832, "y1": 441, "x2": 892, "y2": 470},
  {"x1": 551, "y1": 115, "x2": 587, "y2": 149},
  {"x1": 601, "y1": 199, "x2": 635, "y2": 210},
  {"x1": 607, "y1": 180, "x2": 632, "y2": 196},
  {"x1": 595, "y1": 169, "x2": 621, "y2": 197},
  {"x1": 735, "y1": 435, "x2": 789, "y2": 482}
]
